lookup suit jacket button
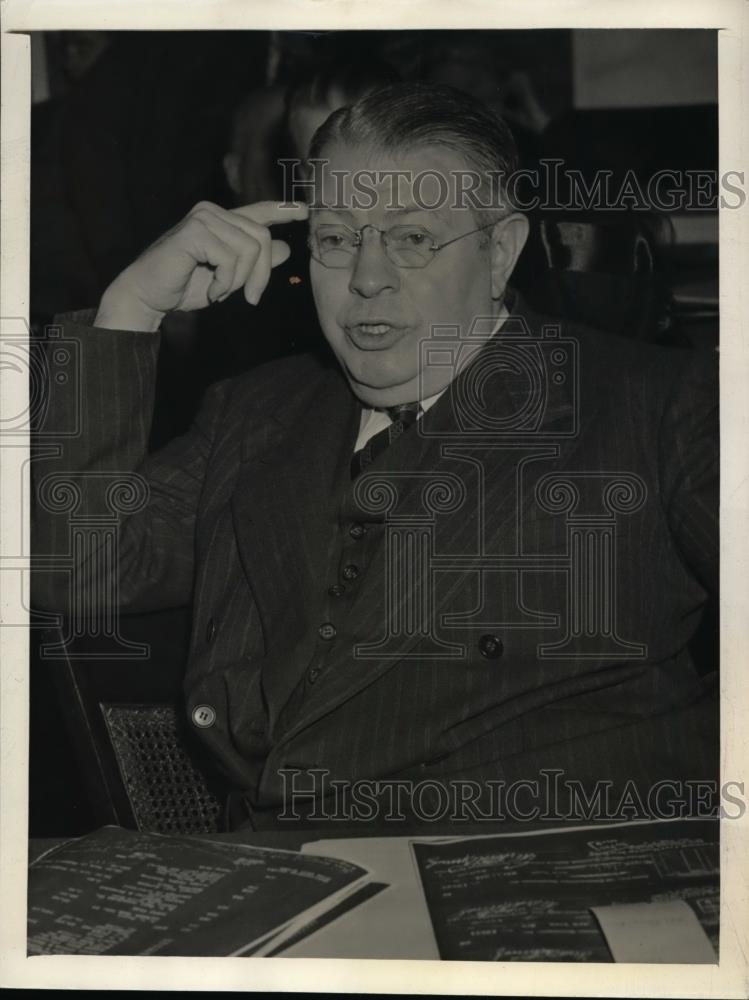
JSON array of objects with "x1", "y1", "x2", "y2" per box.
[
  {"x1": 192, "y1": 704, "x2": 216, "y2": 728},
  {"x1": 308, "y1": 666, "x2": 321, "y2": 684},
  {"x1": 342, "y1": 564, "x2": 359, "y2": 581},
  {"x1": 328, "y1": 584, "x2": 345, "y2": 597},
  {"x1": 478, "y1": 634, "x2": 504, "y2": 659},
  {"x1": 318, "y1": 622, "x2": 337, "y2": 640},
  {"x1": 206, "y1": 618, "x2": 216, "y2": 643},
  {"x1": 349, "y1": 523, "x2": 367, "y2": 540}
]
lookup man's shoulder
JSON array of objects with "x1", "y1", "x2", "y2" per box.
[
  {"x1": 206, "y1": 349, "x2": 341, "y2": 416},
  {"x1": 513, "y1": 294, "x2": 715, "y2": 394},
  {"x1": 231, "y1": 349, "x2": 332, "y2": 389},
  {"x1": 575, "y1": 320, "x2": 716, "y2": 408}
]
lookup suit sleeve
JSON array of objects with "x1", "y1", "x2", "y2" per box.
[
  {"x1": 30, "y1": 311, "x2": 231, "y2": 615},
  {"x1": 658, "y1": 347, "x2": 719, "y2": 597}
]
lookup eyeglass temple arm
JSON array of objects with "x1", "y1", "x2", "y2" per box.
[{"x1": 433, "y1": 221, "x2": 498, "y2": 252}]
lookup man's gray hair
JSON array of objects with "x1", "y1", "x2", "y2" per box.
[{"x1": 308, "y1": 81, "x2": 520, "y2": 224}]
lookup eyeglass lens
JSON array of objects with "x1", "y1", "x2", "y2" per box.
[{"x1": 310, "y1": 225, "x2": 438, "y2": 268}]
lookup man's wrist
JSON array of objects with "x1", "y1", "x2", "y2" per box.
[{"x1": 94, "y1": 285, "x2": 165, "y2": 333}]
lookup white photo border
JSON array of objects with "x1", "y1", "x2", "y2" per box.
[{"x1": 1, "y1": 1, "x2": 747, "y2": 994}]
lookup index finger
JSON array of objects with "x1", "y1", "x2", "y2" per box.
[{"x1": 232, "y1": 201, "x2": 310, "y2": 227}]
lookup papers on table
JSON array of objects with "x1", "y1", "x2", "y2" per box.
[
  {"x1": 283, "y1": 819, "x2": 719, "y2": 961},
  {"x1": 27, "y1": 825, "x2": 371, "y2": 957},
  {"x1": 410, "y1": 818, "x2": 719, "y2": 962},
  {"x1": 27, "y1": 819, "x2": 720, "y2": 961}
]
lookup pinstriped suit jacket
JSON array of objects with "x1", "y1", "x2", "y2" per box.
[{"x1": 32, "y1": 293, "x2": 718, "y2": 827}]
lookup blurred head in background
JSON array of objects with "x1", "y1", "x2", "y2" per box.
[
  {"x1": 223, "y1": 60, "x2": 399, "y2": 205},
  {"x1": 223, "y1": 85, "x2": 288, "y2": 204},
  {"x1": 61, "y1": 30, "x2": 112, "y2": 82},
  {"x1": 285, "y1": 59, "x2": 399, "y2": 162},
  {"x1": 418, "y1": 38, "x2": 549, "y2": 139}
]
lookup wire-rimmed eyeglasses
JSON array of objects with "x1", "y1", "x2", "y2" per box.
[{"x1": 307, "y1": 221, "x2": 496, "y2": 269}]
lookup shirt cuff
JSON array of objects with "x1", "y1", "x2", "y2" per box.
[{"x1": 53, "y1": 307, "x2": 161, "y2": 336}]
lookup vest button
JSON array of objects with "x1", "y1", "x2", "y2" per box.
[
  {"x1": 192, "y1": 704, "x2": 216, "y2": 728},
  {"x1": 318, "y1": 622, "x2": 337, "y2": 640},
  {"x1": 342, "y1": 564, "x2": 359, "y2": 581},
  {"x1": 478, "y1": 634, "x2": 504, "y2": 659},
  {"x1": 205, "y1": 618, "x2": 216, "y2": 643},
  {"x1": 328, "y1": 584, "x2": 345, "y2": 597},
  {"x1": 349, "y1": 523, "x2": 367, "y2": 540},
  {"x1": 308, "y1": 666, "x2": 321, "y2": 684}
]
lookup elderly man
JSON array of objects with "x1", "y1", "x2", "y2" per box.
[{"x1": 32, "y1": 83, "x2": 717, "y2": 829}]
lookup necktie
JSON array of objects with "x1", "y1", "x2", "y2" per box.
[{"x1": 351, "y1": 402, "x2": 422, "y2": 480}]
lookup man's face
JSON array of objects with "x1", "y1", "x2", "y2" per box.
[{"x1": 308, "y1": 141, "x2": 504, "y2": 408}]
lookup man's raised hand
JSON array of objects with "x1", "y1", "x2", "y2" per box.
[{"x1": 94, "y1": 201, "x2": 309, "y2": 332}]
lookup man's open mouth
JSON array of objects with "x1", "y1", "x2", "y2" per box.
[
  {"x1": 357, "y1": 323, "x2": 393, "y2": 335},
  {"x1": 344, "y1": 321, "x2": 408, "y2": 351}
]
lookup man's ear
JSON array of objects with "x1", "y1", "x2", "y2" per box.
[
  {"x1": 489, "y1": 213, "x2": 529, "y2": 299},
  {"x1": 223, "y1": 152, "x2": 241, "y2": 197}
]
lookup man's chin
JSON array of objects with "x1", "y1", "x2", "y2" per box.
[{"x1": 342, "y1": 367, "x2": 419, "y2": 408}]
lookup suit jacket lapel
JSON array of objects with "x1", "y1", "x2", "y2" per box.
[{"x1": 230, "y1": 362, "x2": 361, "y2": 651}]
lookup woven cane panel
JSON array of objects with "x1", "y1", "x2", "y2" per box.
[{"x1": 101, "y1": 703, "x2": 222, "y2": 834}]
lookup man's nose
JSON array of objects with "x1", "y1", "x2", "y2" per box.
[{"x1": 348, "y1": 231, "x2": 400, "y2": 297}]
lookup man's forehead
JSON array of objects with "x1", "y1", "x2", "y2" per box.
[
  {"x1": 309, "y1": 140, "x2": 479, "y2": 221},
  {"x1": 309, "y1": 202, "x2": 455, "y2": 226}
]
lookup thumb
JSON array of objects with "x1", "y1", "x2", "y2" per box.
[{"x1": 271, "y1": 240, "x2": 291, "y2": 268}]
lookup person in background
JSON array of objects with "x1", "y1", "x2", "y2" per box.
[
  {"x1": 222, "y1": 86, "x2": 288, "y2": 205},
  {"x1": 285, "y1": 61, "x2": 400, "y2": 166}
]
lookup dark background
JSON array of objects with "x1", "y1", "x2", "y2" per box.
[{"x1": 28, "y1": 29, "x2": 719, "y2": 836}]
